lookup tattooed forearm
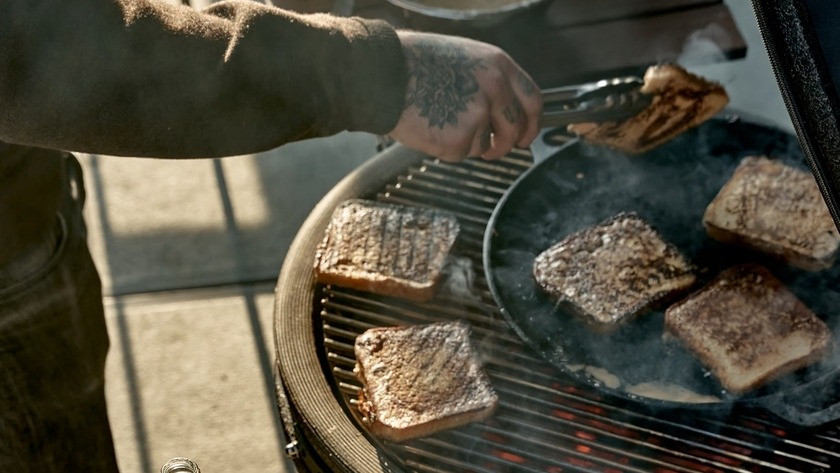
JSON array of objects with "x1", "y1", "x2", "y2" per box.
[{"x1": 404, "y1": 39, "x2": 483, "y2": 129}]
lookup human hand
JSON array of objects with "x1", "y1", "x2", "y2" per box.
[{"x1": 389, "y1": 31, "x2": 543, "y2": 162}]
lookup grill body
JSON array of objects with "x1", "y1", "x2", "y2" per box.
[{"x1": 274, "y1": 138, "x2": 840, "y2": 473}]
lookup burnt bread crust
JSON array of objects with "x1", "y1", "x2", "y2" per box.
[
  {"x1": 533, "y1": 212, "x2": 697, "y2": 331},
  {"x1": 568, "y1": 63, "x2": 729, "y2": 155},
  {"x1": 703, "y1": 156, "x2": 840, "y2": 271},
  {"x1": 353, "y1": 321, "x2": 499, "y2": 442},
  {"x1": 314, "y1": 199, "x2": 460, "y2": 301},
  {"x1": 664, "y1": 264, "x2": 831, "y2": 394}
]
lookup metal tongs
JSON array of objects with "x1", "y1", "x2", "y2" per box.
[{"x1": 540, "y1": 76, "x2": 652, "y2": 128}]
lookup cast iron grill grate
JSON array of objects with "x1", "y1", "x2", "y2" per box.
[{"x1": 315, "y1": 140, "x2": 840, "y2": 473}]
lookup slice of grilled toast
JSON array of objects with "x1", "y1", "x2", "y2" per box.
[
  {"x1": 314, "y1": 200, "x2": 460, "y2": 301},
  {"x1": 703, "y1": 156, "x2": 840, "y2": 271},
  {"x1": 568, "y1": 63, "x2": 729, "y2": 155},
  {"x1": 533, "y1": 212, "x2": 696, "y2": 331},
  {"x1": 665, "y1": 264, "x2": 831, "y2": 394},
  {"x1": 354, "y1": 321, "x2": 499, "y2": 442}
]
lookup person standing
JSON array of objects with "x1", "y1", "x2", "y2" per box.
[{"x1": 0, "y1": 0, "x2": 542, "y2": 471}]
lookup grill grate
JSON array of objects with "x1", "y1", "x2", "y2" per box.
[{"x1": 316, "y1": 142, "x2": 840, "y2": 473}]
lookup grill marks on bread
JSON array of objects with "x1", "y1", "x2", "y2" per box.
[
  {"x1": 665, "y1": 264, "x2": 831, "y2": 394},
  {"x1": 704, "y1": 156, "x2": 840, "y2": 271},
  {"x1": 315, "y1": 200, "x2": 459, "y2": 301},
  {"x1": 354, "y1": 321, "x2": 498, "y2": 442},
  {"x1": 533, "y1": 212, "x2": 696, "y2": 329},
  {"x1": 568, "y1": 63, "x2": 728, "y2": 155}
]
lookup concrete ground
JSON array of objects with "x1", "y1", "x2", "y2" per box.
[
  {"x1": 81, "y1": 131, "x2": 378, "y2": 473},
  {"x1": 83, "y1": 1, "x2": 789, "y2": 472}
]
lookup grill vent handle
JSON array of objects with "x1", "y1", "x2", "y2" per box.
[
  {"x1": 274, "y1": 360, "x2": 303, "y2": 460},
  {"x1": 160, "y1": 457, "x2": 200, "y2": 473}
]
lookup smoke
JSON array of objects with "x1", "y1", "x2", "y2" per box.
[
  {"x1": 439, "y1": 255, "x2": 481, "y2": 301},
  {"x1": 676, "y1": 23, "x2": 730, "y2": 67}
]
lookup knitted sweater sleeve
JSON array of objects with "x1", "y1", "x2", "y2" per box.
[{"x1": 0, "y1": 0, "x2": 407, "y2": 157}]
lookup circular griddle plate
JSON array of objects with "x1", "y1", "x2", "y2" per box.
[{"x1": 484, "y1": 117, "x2": 840, "y2": 406}]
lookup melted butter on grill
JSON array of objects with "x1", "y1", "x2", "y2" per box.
[
  {"x1": 626, "y1": 382, "x2": 721, "y2": 404},
  {"x1": 566, "y1": 363, "x2": 722, "y2": 403},
  {"x1": 566, "y1": 364, "x2": 621, "y2": 389}
]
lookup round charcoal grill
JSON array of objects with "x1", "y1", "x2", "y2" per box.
[{"x1": 273, "y1": 131, "x2": 840, "y2": 473}]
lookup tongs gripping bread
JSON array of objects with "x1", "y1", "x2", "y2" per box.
[
  {"x1": 314, "y1": 199, "x2": 460, "y2": 301},
  {"x1": 552, "y1": 64, "x2": 729, "y2": 155},
  {"x1": 541, "y1": 76, "x2": 653, "y2": 128}
]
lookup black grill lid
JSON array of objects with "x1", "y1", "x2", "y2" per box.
[{"x1": 752, "y1": 0, "x2": 840, "y2": 229}]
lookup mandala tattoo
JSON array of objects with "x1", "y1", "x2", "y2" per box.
[{"x1": 404, "y1": 40, "x2": 482, "y2": 129}]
